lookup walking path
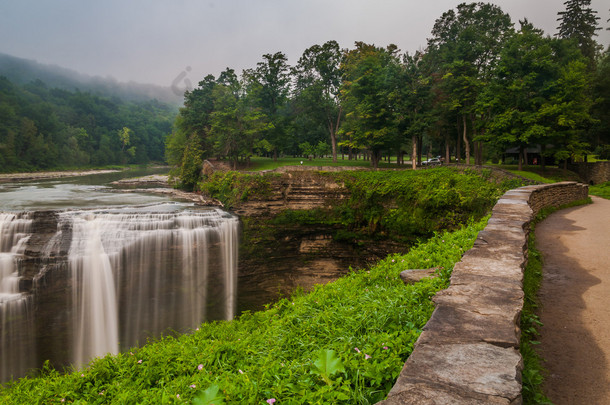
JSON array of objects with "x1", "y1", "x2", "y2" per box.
[{"x1": 535, "y1": 196, "x2": 610, "y2": 404}]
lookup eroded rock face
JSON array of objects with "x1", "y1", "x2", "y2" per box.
[
  {"x1": 226, "y1": 169, "x2": 407, "y2": 311},
  {"x1": 232, "y1": 170, "x2": 352, "y2": 217},
  {"x1": 237, "y1": 221, "x2": 404, "y2": 312}
]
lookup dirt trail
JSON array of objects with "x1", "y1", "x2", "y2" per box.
[{"x1": 535, "y1": 196, "x2": 610, "y2": 404}]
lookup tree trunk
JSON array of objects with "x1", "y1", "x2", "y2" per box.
[
  {"x1": 412, "y1": 135, "x2": 417, "y2": 170},
  {"x1": 371, "y1": 150, "x2": 381, "y2": 168},
  {"x1": 456, "y1": 116, "x2": 461, "y2": 164},
  {"x1": 445, "y1": 133, "x2": 450, "y2": 164},
  {"x1": 518, "y1": 145, "x2": 523, "y2": 171},
  {"x1": 541, "y1": 144, "x2": 546, "y2": 170},
  {"x1": 463, "y1": 115, "x2": 470, "y2": 165},
  {"x1": 328, "y1": 106, "x2": 341, "y2": 163}
]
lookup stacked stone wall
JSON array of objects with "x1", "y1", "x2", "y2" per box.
[
  {"x1": 568, "y1": 161, "x2": 610, "y2": 185},
  {"x1": 378, "y1": 181, "x2": 588, "y2": 405}
]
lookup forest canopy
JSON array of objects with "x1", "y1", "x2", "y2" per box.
[{"x1": 167, "y1": 0, "x2": 610, "y2": 189}]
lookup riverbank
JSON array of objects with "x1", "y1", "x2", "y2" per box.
[
  {"x1": 110, "y1": 174, "x2": 225, "y2": 206},
  {"x1": 0, "y1": 169, "x2": 122, "y2": 183}
]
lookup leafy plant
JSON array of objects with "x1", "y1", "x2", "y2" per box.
[
  {"x1": 193, "y1": 385, "x2": 225, "y2": 405},
  {"x1": 313, "y1": 349, "x2": 345, "y2": 385}
]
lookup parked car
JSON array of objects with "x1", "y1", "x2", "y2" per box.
[{"x1": 422, "y1": 157, "x2": 442, "y2": 166}]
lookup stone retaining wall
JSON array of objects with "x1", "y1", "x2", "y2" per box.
[
  {"x1": 378, "y1": 182, "x2": 588, "y2": 405},
  {"x1": 567, "y1": 161, "x2": 610, "y2": 185}
]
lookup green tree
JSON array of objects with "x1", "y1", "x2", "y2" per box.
[
  {"x1": 293, "y1": 41, "x2": 343, "y2": 162},
  {"x1": 556, "y1": 0, "x2": 601, "y2": 65},
  {"x1": 117, "y1": 127, "x2": 135, "y2": 163},
  {"x1": 488, "y1": 21, "x2": 596, "y2": 169},
  {"x1": 591, "y1": 51, "x2": 610, "y2": 150},
  {"x1": 427, "y1": 2, "x2": 514, "y2": 165},
  {"x1": 339, "y1": 42, "x2": 402, "y2": 168},
  {"x1": 209, "y1": 76, "x2": 269, "y2": 169},
  {"x1": 246, "y1": 52, "x2": 291, "y2": 160},
  {"x1": 487, "y1": 21, "x2": 559, "y2": 169}
]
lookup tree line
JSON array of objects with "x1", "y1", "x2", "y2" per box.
[
  {"x1": 0, "y1": 76, "x2": 176, "y2": 172},
  {"x1": 165, "y1": 0, "x2": 610, "y2": 189}
]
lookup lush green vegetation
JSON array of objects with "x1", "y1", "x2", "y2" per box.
[
  {"x1": 199, "y1": 167, "x2": 526, "y2": 244},
  {"x1": 502, "y1": 165, "x2": 582, "y2": 184},
  {"x1": 334, "y1": 168, "x2": 524, "y2": 240},
  {"x1": 521, "y1": 224, "x2": 552, "y2": 404},
  {"x1": 589, "y1": 181, "x2": 610, "y2": 199},
  {"x1": 200, "y1": 171, "x2": 275, "y2": 209},
  {"x1": 167, "y1": 1, "x2": 610, "y2": 187},
  {"x1": 0, "y1": 218, "x2": 487, "y2": 404},
  {"x1": 0, "y1": 75, "x2": 176, "y2": 172}
]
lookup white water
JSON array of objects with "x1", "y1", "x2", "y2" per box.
[
  {"x1": 0, "y1": 205, "x2": 239, "y2": 378},
  {"x1": 0, "y1": 213, "x2": 35, "y2": 382},
  {"x1": 60, "y1": 206, "x2": 239, "y2": 367}
]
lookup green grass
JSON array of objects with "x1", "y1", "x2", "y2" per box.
[
  {"x1": 245, "y1": 157, "x2": 406, "y2": 171},
  {"x1": 521, "y1": 227, "x2": 552, "y2": 405},
  {"x1": 495, "y1": 165, "x2": 581, "y2": 184},
  {"x1": 589, "y1": 182, "x2": 610, "y2": 199},
  {"x1": 0, "y1": 219, "x2": 488, "y2": 404}
]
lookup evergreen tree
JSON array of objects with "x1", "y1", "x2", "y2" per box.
[{"x1": 556, "y1": 0, "x2": 601, "y2": 63}]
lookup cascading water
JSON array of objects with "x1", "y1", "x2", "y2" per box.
[
  {"x1": 63, "y1": 207, "x2": 239, "y2": 367},
  {"x1": 0, "y1": 205, "x2": 239, "y2": 381},
  {"x1": 0, "y1": 213, "x2": 36, "y2": 382}
]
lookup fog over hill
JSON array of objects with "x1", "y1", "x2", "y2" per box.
[{"x1": 0, "y1": 53, "x2": 184, "y2": 106}]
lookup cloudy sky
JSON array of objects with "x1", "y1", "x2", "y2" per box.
[{"x1": 1, "y1": 0, "x2": 609, "y2": 88}]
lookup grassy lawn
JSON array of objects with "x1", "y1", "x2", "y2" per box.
[
  {"x1": 589, "y1": 182, "x2": 610, "y2": 199},
  {"x1": 494, "y1": 164, "x2": 581, "y2": 184},
  {"x1": 244, "y1": 157, "x2": 407, "y2": 171}
]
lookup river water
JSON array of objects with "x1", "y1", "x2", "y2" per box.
[
  {"x1": 0, "y1": 168, "x2": 174, "y2": 211},
  {"x1": 0, "y1": 169, "x2": 240, "y2": 382}
]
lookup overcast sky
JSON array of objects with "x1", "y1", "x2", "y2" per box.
[{"x1": 1, "y1": 0, "x2": 609, "y2": 89}]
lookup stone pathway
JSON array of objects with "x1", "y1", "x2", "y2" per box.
[{"x1": 535, "y1": 196, "x2": 610, "y2": 404}]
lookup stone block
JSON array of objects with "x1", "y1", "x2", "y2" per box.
[
  {"x1": 400, "y1": 268, "x2": 437, "y2": 285},
  {"x1": 417, "y1": 303, "x2": 521, "y2": 347},
  {"x1": 386, "y1": 343, "x2": 523, "y2": 402}
]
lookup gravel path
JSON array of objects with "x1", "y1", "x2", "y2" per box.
[{"x1": 535, "y1": 196, "x2": 610, "y2": 404}]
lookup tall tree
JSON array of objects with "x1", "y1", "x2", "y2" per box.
[
  {"x1": 488, "y1": 20, "x2": 596, "y2": 169},
  {"x1": 339, "y1": 42, "x2": 402, "y2": 168},
  {"x1": 487, "y1": 21, "x2": 559, "y2": 170},
  {"x1": 209, "y1": 70, "x2": 269, "y2": 169},
  {"x1": 556, "y1": 0, "x2": 601, "y2": 64},
  {"x1": 427, "y1": 2, "x2": 513, "y2": 165},
  {"x1": 246, "y1": 52, "x2": 292, "y2": 160},
  {"x1": 293, "y1": 41, "x2": 343, "y2": 162},
  {"x1": 393, "y1": 51, "x2": 434, "y2": 169}
]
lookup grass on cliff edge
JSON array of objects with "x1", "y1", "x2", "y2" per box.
[{"x1": 0, "y1": 219, "x2": 488, "y2": 405}]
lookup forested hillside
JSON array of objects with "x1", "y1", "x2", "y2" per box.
[
  {"x1": 0, "y1": 75, "x2": 176, "y2": 171},
  {"x1": 0, "y1": 53, "x2": 183, "y2": 105}
]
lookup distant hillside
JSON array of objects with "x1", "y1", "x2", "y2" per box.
[
  {"x1": 0, "y1": 73, "x2": 177, "y2": 172},
  {"x1": 0, "y1": 53, "x2": 184, "y2": 105}
]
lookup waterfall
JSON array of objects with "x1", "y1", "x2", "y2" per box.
[
  {"x1": 0, "y1": 206, "x2": 239, "y2": 378},
  {"x1": 0, "y1": 213, "x2": 35, "y2": 382},
  {"x1": 61, "y1": 207, "x2": 239, "y2": 367}
]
